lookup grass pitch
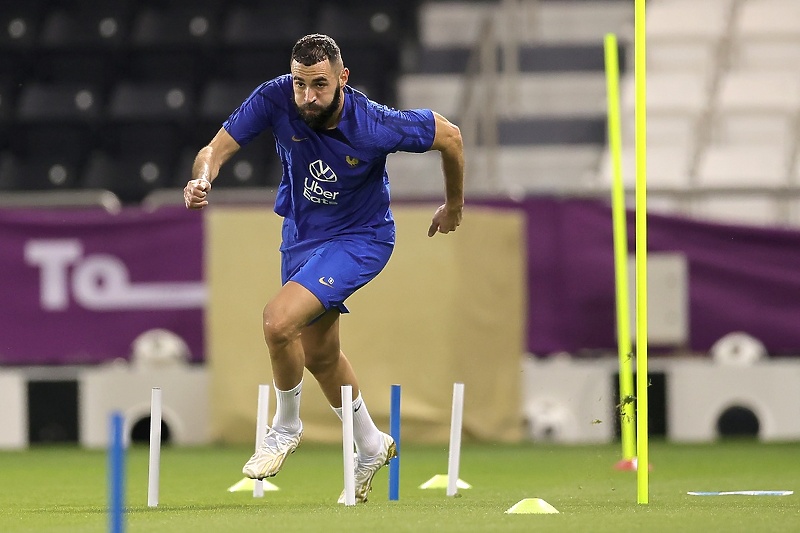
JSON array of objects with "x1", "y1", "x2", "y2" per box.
[{"x1": 1, "y1": 440, "x2": 799, "y2": 532}]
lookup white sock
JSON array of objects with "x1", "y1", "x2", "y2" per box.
[
  {"x1": 331, "y1": 394, "x2": 383, "y2": 458},
  {"x1": 272, "y1": 380, "x2": 302, "y2": 435}
]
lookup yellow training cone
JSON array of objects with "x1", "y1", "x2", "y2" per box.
[
  {"x1": 227, "y1": 478, "x2": 280, "y2": 492},
  {"x1": 419, "y1": 474, "x2": 472, "y2": 489},
  {"x1": 505, "y1": 498, "x2": 559, "y2": 514}
]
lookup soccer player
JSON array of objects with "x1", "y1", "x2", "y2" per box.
[{"x1": 184, "y1": 34, "x2": 464, "y2": 503}]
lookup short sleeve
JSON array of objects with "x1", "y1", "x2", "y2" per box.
[
  {"x1": 223, "y1": 79, "x2": 282, "y2": 147},
  {"x1": 375, "y1": 107, "x2": 436, "y2": 154}
]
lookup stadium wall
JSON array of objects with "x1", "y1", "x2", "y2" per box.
[{"x1": 206, "y1": 206, "x2": 527, "y2": 444}]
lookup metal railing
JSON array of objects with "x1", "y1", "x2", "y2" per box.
[{"x1": 457, "y1": 0, "x2": 525, "y2": 194}]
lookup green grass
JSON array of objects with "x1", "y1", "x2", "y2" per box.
[{"x1": 1, "y1": 440, "x2": 799, "y2": 532}]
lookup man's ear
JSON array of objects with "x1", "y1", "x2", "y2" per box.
[{"x1": 340, "y1": 67, "x2": 349, "y2": 86}]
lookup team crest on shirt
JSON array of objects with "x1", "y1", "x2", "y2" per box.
[{"x1": 345, "y1": 155, "x2": 359, "y2": 167}]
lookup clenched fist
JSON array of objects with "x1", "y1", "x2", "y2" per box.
[{"x1": 184, "y1": 178, "x2": 212, "y2": 209}]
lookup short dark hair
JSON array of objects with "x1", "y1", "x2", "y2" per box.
[{"x1": 291, "y1": 34, "x2": 342, "y2": 68}]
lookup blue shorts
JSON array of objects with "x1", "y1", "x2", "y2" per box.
[{"x1": 280, "y1": 221, "x2": 394, "y2": 315}]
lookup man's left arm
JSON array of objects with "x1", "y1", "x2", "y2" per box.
[{"x1": 428, "y1": 111, "x2": 465, "y2": 237}]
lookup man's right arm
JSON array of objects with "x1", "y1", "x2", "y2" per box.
[
  {"x1": 427, "y1": 111, "x2": 464, "y2": 237},
  {"x1": 184, "y1": 128, "x2": 241, "y2": 210}
]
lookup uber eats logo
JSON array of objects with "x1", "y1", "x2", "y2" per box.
[{"x1": 303, "y1": 159, "x2": 339, "y2": 205}]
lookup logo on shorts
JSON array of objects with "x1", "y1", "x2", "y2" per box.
[
  {"x1": 345, "y1": 155, "x2": 359, "y2": 167},
  {"x1": 318, "y1": 276, "x2": 334, "y2": 287}
]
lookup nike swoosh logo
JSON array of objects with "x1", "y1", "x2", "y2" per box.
[
  {"x1": 292, "y1": 135, "x2": 308, "y2": 142},
  {"x1": 318, "y1": 277, "x2": 333, "y2": 287},
  {"x1": 354, "y1": 404, "x2": 361, "y2": 412}
]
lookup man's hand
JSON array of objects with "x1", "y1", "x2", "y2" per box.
[
  {"x1": 184, "y1": 178, "x2": 211, "y2": 209},
  {"x1": 428, "y1": 204, "x2": 463, "y2": 237}
]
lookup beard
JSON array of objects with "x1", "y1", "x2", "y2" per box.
[{"x1": 296, "y1": 83, "x2": 342, "y2": 130}]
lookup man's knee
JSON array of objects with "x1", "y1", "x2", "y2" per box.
[{"x1": 262, "y1": 305, "x2": 300, "y2": 348}]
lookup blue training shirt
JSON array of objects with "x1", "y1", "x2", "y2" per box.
[{"x1": 222, "y1": 75, "x2": 436, "y2": 243}]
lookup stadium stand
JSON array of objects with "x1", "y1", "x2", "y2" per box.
[
  {"x1": 38, "y1": 1, "x2": 131, "y2": 50},
  {"x1": 391, "y1": 0, "x2": 633, "y2": 196},
  {"x1": 0, "y1": 1, "x2": 45, "y2": 54},
  {"x1": 596, "y1": 0, "x2": 800, "y2": 226},
  {"x1": 643, "y1": 0, "x2": 733, "y2": 76},
  {"x1": 1, "y1": 0, "x2": 798, "y2": 226},
  {"x1": 0, "y1": 80, "x2": 13, "y2": 151},
  {"x1": 0, "y1": 0, "x2": 419, "y2": 204},
  {"x1": 0, "y1": 148, "x2": 81, "y2": 192}
]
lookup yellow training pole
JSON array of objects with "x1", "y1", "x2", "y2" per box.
[
  {"x1": 634, "y1": 0, "x2": 649, "y2": 505},
  {"x1": 603, "y1": 33, "x2": 636, "y2": 465}
]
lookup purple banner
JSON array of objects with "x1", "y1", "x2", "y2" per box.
[
  {"x1": 0, "y1": 206, "x2": 204, "y2": 365},
  {"x1": 4, "y1": 198, "x2": 800, "y2": 364},
  {"x1": 520, "y1": 197, "x2": 800, "y2": 356}
]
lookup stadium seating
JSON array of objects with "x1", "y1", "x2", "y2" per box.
[
  {"x1": 696, "y1": 144, "x2": 790, "y2": 189},
  {"x1": 16, "y1": 82, "x2": 101, "y2": 124},
  {"x1": 217, "y1": 4, "x2": 309, "y2": 83},
  {"x1": 1, "y1": 0, "x2": 797, "y2": 224},
  {"x1": 126, "y1": 4, "x2": 222, "y2": 89},
  {"x1": 0, "y1": 1, "x2": 399, "y2": 202},
  {"x1": 0, "y1": 150, "x2": 82, "y2": 192},
  {"x1": 129, "y1": 5, "x2": 220, "y2": 49},
  {"x1": 173, "y1": 142, "x2": 281, "y2": 190},
  {"x1": 32, "y1": 3, "x2": 127, "y2": 89},
  {"x1": 221, "y1": 3, "x2": 312, "y2": 48},
  {"x1": 106, "y1": 81, "x2": 194, "y2": 126},
  {"x1": 604, "y1": 0, "x2": 800, "y2": 226},
  {"x1": 4, "y1": 81, "x2": 102, "y2": 192},
  {"x1": 644, "y1": 0, "x2": 734, "y2": 74},
  {"x1": 393, "y1": 0, "x2": 634, "y2": 197},
  {"x1": 38, "y1": 2, "x2": 131, "y2": 50},
  {"x1": 198, "y1": 79, "x2": 261, "y2": 124},
  {"x1": 691, "y1": 142, "x2": 790, "y2": 223},
  {"x1": 0, "y1": 1, "x2": 46, "y2": 52},
  {"x1": 735, "y1": 0, "x2": 800, "y2": 41},
  {"x1": 710, "y1": 71, "x2": 800, "y2": 155},
  {"x1": 81, "y1": 149, "x2": 173, "y2": 204},
  {"x1": 0, "y1": 81, "x2": 13, "y2": 152},
  {"x1": 730, "y1": 0, "x2": 800, "y2": 73},
  {"x1": 620, "y1": 71, "x2": 710, "y2": 150},
  {"x1": 598, "y1": 145, "x2": 694, "y2": 191}
]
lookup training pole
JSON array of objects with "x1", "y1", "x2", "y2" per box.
[
  {"x1": 147, "y1": 387, "x2": 162, "y2": 508},
  {"x1": 447, "y1": 383, "x2": 465, "y2": 497},
  {"x1": 341, "y1": 385, "x2": 356, "y2": 506},
  {"x1": 108, "y1": 411, "x2": 125, "y2": 533},
  {"x1": 389, "y1": 384, "x2": 401, "y2": 501},
  {"x1": 634, "y1": 0, "x2": 650, "y2": 504},
  {"x1": 603, "y1": 32, "x2": 636, "y2": 465},
  {"x1": 253, "y1": 384, "x2": 270, "y2": 497}
]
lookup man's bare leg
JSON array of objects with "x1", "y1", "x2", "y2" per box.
[
  {"x1": 302, "y1": 309, "x2": 396, "y2": 503},
  {"x1": 301, "y1": 309, "x2": 359, "y2": 406},
  {"x1": 242, "y1": 282, "x2": 322, "y2": 479}
]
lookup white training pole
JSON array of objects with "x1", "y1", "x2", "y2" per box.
[
  {"x1": 447, "y1": 382, "x2": 465, "y2": 497},
  {"x1": 341, "y1": 385, "x2": 356, "y2": 506},
  {"x1": 147, "y1": 387, "x2": 162, "y2": 508},
  {"x1": 253, "y1": 384, "x2": 270, "y2": 497}
]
